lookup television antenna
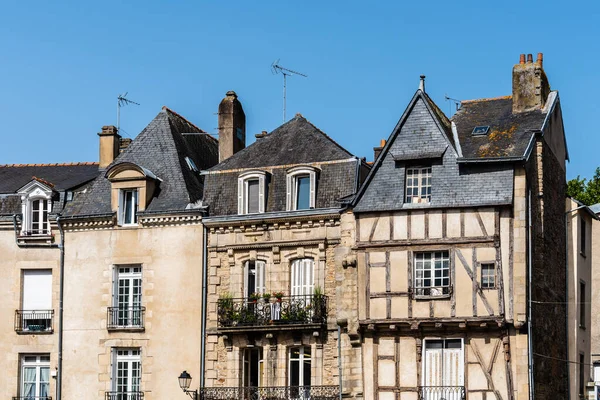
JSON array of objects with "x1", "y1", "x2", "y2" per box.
[
  {"x1": 271, "y1": 60, "x2": 307, "y2": 122},
  {"x1": 117, "y1": 92, "x2": 140, "y2": 132},
  {"x1": 444, "y1": 94, "x2": 461, "y2": 115}
]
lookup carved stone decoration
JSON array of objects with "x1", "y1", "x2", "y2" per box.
[
  {"x1": 223, "y1": 335, "x2": 232, "y2": 352},
  {"x1": 416, "y1": 338, "x2": 422, "y2": 363},
  {"x1": 272, "y1": 246, "x2": 280, "y2": 264},
  {"x1": 227, "y1": 249, "x2": 234, "y2": 266}
]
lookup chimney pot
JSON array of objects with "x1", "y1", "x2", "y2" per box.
[
  {"x1": 419, "y1": 75, "x2": 426, "y2": 92},
  {"x1": 226, "y1": 90, "x2": 237, "y2": 98},
  {"x1": 380, "y1": 139, "x2": 386, "y2": 147},
  {"x1": 373, "y1": 139, "x2": 387, "y2": 162},
  {"x1": 512, "y1": 53, "x2": 550, "y2": 113},
  {"x1": 519, "y1": 54, "x2": 526, "y2": 64},
  {"x1": 536, "y1": 52, "x2": 543, "y2": 66},
  {"x1": 98, "y1": 125, "x2": 121, "y2": 169},
  {"x1": 527, "y1": 54, "x2": 533, "y2": 63}
]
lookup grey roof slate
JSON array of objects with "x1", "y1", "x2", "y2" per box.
[
  {"x1": 591, "y1": 204, "x2": 600, "y2": 215},
  {"x1": 451, "y1": 96, "x2": 546, "y2": 159},
  {"x1": 353, "y1": 90, "x2": 514, "y2": 212},
  {"x1": 203, "y1": 114, "x2": 365, "y2": 217},
  {"x1": 63, "y1": 107, "x2": 218, "y2": 217}
]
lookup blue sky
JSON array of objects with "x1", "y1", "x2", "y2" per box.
[{"x1": 1, "y1": 1, "x2": 598, "y2": 180}]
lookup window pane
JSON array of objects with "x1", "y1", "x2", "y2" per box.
[
  {"x1": 296, "y1": 176, "x2": 310, "y2": 210},
  {"x1": 247, "y1": 180, "x2": 259, "y2": 213}
]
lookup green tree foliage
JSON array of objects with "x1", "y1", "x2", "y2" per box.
[{"x1": 567, "y1": 167, "x2": 600, "y2": 206}]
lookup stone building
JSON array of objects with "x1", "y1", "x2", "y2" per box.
[
  {"x1": 200, "y1": 109, "x2": 369, "y2": 399},
  {"x1": 0, "y1": 163, "x2": 98, "y2": 398},
  {"x1": 351, "y1": 53, "x2": 569, "y2": 400}
]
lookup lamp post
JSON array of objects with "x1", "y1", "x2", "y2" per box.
[{"x1": 178, "y1": 370, "x2": 198, "y2": 400}]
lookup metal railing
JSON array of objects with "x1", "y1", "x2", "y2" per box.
[
  {"x1": 107, "y1": 306, "x2": 145, "y2": 330},
  {"x1": 217, "y1": 295, "x2": 328, "y2": 328},
  {"x1": 199, "y1": 385, "x2": 339, "y2": 400},
  {"x1": 20, "y1": 229, "x2": 51, "y2": 236},
  {"x1": 418, "y1": 386, "x2": 465, "y2": 400},
  {"x1": 13, "y1": 397, "x2": 52, "y2": 400},
  {"x1": 14, "y1": 310, "x2": 54, "y2": 333},
  {"x1": 105, "y1": 392, "x2": 144, "y2": 400}
]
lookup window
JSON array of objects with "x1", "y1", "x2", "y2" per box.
[
  {"x1": 286, "y1": 167, "x2": 317, "y2": 211},
  {"x1": 243, "y1": 348, "x2": 263, "y2": 388},
  {"x1": 119, "y1": 189, "x2": 138, "y2": 226},
  {"x1": 580, "y1": 281, "x2": 586, "y2": 329},
  {"x1": 422, "y1": 339, "x2": 464, "y2": 391},
  {"x1": 581, "y1": 218, "x2": 587, "y2": 256},
  {"x1": 238, "y1": 171, "x2": 267, "y2": 214},
  {"x1": 580, "y1": 353, "x2": 585, "y2": 398},
  {"x1": 29, "y1": 199, "x2": 50, "y2": 235},
  {"x1": 414, "y1": 251, "x2": 450, "y2": 297},
  {"x1": 111, "y1": 349, "x2": 141, "y2": 399},
  {"x1": 18, "y1": 180, "x2": 53, "y2": 237},
  {"x1": 291, "y1": 259, "x2": 314, "y2": 299},
  {"x1": 19, "y1": 270, "x2": 53, "y2": 332},
  {"x1": 109, "y1": 266, "x2": 143, "y2": 329},
  {"x1": 245, "y1": 261, "x2": 266, "y2": 298},
  {"x1": 405, "y1": 166, "x2": 432, "y2": 204},
  {"x1": 20, "y1": 355, "x2": 50, "y2": 399},
  {"x1": 481, "y1": 263, "x2": 496, "y2": 289},
  {"x1": 289, "y1": 346, "x2": 311, "y2": 389}
]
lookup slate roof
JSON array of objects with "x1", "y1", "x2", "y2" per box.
[
  {"x1": 203, "y1": 114, "x2": 364, "y2": 217},
  {"x1": 63, "y1": 107, "x2": 218, "y2": 217},
  {"x1": 591, "y1": 204, "x2": 600, "y2": 215},
  {"x1": 452, "y1": 96, "x2": 547, "y2": 159},
  {"x1": 0, "y1": 163, "x2": 100, "y2": 216}
]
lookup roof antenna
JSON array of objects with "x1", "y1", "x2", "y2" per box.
[
  {"x1": 444, "y1": 94, "x2": 461, "y2": 114},
  {"x1": 271, "y1": 60, "x2": 307, "y2": 122},
  {"x1": 117, "y1": 92, "x2": 140, "y2": 133}
]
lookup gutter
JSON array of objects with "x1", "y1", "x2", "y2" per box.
[
  {"x1": 456, "y1": 156, "x2": 525, "y2": 164},
  {"x1": 200, "y1": 224, "x2": 208, "y2": 389},
  {"x1": 527, "y1": 189, "x2": 534, "y2": 400}
]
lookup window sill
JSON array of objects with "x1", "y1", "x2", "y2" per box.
[
  {"x1": 413, "y1": 294, "x2": 452, "y2": 300},
  {"x1": 17, "y1": 234, "x2": 54, "y2": 244},
  {"x1": 16, "y1": 329, "x2": 54, "y2": 335},
  {"x1": 107, "y1": 326, "x2": 145, "y2": 332}
]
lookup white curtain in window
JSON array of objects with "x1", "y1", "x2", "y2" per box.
[
  {"x1": 40, "y1": 367, "x2": 50, "y2": 397},
  {"x1": 22, "y1": 367, "x2": 36, "y2": 397}
]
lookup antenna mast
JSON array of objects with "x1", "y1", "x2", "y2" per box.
[
  {"x1": 271, "y1": 60, "x2": 307, "y2": 122},
  {"x1": 117, "y1": 92, "x2": 140, "y2": 132}
]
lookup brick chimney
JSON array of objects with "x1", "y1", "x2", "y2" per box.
[
  {"x1": 98, "y1": 125, "x2": 121, "y2": 169},
  {"x1": 218, "y1": 91, "x2": 246, "y2": 162},
  {"x1": 373, "y1": 139, "x2": 386, "y2": 161},
  {"x1": 512, "y1": 53, "x2": 550, "y2": 113}
]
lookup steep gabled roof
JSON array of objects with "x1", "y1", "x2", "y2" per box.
[
  {"x1": 63, "y1": 107, "x2": 218, "y2": 216},
  {"x1": 0, "y1": 163, "x2": 99, "y2": 194},
  {"x1": 210, "y1": 114, "x2": 353, "y2": 172}
]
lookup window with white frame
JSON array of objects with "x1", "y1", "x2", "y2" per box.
[
  {"x1": 244, "y1": 260, "x2": 266, "y2": 298},
  {"x1": 21, "y1": 270, "x2": 53, "y2": 332},
  {"x1": 20, "y1": 354, "x2": 50, "y2": 398},
  {"x1": 289, "y1": 346, "x2": 311, "y2": 388},
  {"x1": 238, "y1": 171, "x2": 267, "y2": 214},
  {"x1": 112, "y1": 266, "x2": 143, "y2": 328},
  {"x1": 111, "y1": 349, "x2": 141, "y2": 397},
  {"x1": 18, "y1": 181, "x2": 53, "y2": 236},
  {"x1": 481, "y1": 263, "x2": 496, "y2": 289},
  {"x1": 291, "y1": 259, "x2": 314, "y2": 299},
  {"x1": 422, "y1": 339, "x2": 464, "y2": 391},
  {"x1": 413, "y1": 251, "x2": 450, "y2": 296},
  {"x1": 118, "y1": 189, "x2": 138, "y2": 226},
  {"x1": 405, "y1": 166, "x2": 432, "y2": 204},
  {"x1": 286, "y1": 167, "x2": 317, "y2": 211}
]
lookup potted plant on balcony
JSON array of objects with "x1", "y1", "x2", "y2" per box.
[
  {"x1": 249, "y1": 292, "x2": 261, "y2": 303},
  {"x1": 218, "y1": 292, "x2": 235, "y2": 326},
  {"x1": 273, "y1": 291, "x2": 284, "y2": 302},
  {"x1": 312, "y1": 286, "x2": 325, "y2": 323},
  {"x1": 262, "y1": 292, "x2": 272, "y2": 302}
]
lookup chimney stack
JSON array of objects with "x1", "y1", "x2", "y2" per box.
[
  {"x1": 98, "y1": 125, "x2": 121, "y2": 169},
  {"x1": 373, "y1": 139, "x2": 386, "y2": 161},
  {"x1": 512, "y1": 52, "x2": 550, "y2": 113},
  {"x1": 218, "y1": 91, "x2": 246, "y2": 162},
  {"x1": 419, "y1": 75, "x2": 426, "y2": 92}
]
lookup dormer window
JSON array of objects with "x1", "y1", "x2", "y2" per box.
[
  {"x1": 119, "y1": 189, "x2": 138, "y2": 226},
  {"x1": 17, "y1": 180, "x2": 54, "y2": 236},
  {"x1": 238, "y1": 171, "x2": 267, "y2": 215},
  {"x1": 405, "y1": 165, "x2": 431, "y2": 204},
  {"x1": 286, "y1": 167, "x2": 317, "y2": 211}
]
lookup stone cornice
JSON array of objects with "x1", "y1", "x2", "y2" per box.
[
  {"x1": 60, "y1": 213, "x2": 203, "y2": 231},
  {"x1": 209, "y1": 216, "x2": 340, "y2": 235},
  {"x1": 209, "y1": 238, "x2": 340, "y2": 252}
]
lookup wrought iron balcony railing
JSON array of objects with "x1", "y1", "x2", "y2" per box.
[
  {"x1": 199, "y1": 385, "x2": 339, "y2": 400},
  {"x1": 13, "y1": 397, "x2": 52, "y2": 400},
  {"x1": 20, "y1": 229, "x2": 51, "y2": 236},
  {"x1": 15, "y1": 310, "x2": 54, "y2": 333},
  {"x1": 217, "y1": 295, "x2": 327, "y2": 329},
  {"x1": 107, "y1": 306, "x2": 146, "y2": 330},
  {"x1": 418, "y1": 386, "x2": 465, "y2": 400},
  {"x1": 105, "y1": 391, "x2": 144, "y2": 400}
]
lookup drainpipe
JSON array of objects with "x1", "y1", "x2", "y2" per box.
[
  {"x1": 56, "y1": 215, "x2": 64, "y2": 400},
  {"x1": 200, "y1": 224, "x2": 208, "y2": 389},
  {"x1": 527, "y1": 190, "x2": 534, "y2": 400},
  {"x1": 337, "y1": 319, "x2": 346, "y2": 400}
]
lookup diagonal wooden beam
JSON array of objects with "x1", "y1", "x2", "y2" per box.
[
  {"x1": 471, "y1": 340, "x2": 503, "y2": 400},
  {"x1": 456, "y1": 249, "x2": 495, "y2": 316}
]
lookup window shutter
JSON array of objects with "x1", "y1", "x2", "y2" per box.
[
  {"x1": 117, "y1": 191, "x2": 123, "y2": 225},
  {"x1": 309, "y1": 171, "x2": 316, "y2": 208},
  {"x1": 238, "y1": 177, "x2": 244, "y2": 214},
  {"x1": 286, "y1": 175, "x2": 292, "y2": 211},
  {"x1": 257, "y1": 261, "x2": 266, "y2": 294},
  {"x1": 23, "y1": 270, "x2": 52, "y2": 310},
  {"x1": 258, "y1": 176, "x2": 265, "y2": 213},
  {"x1": 243, "y1": 261, "x2": 249, "y2": 298}
]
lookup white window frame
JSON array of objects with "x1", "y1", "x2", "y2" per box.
[
  {"x1": 480, "y1": 262, "x2": 496, "y2": 289},
  {"x1": 113, "y1": 266, "x2": 143, "y2": 328},
  {"x1": 286, "y1": 167, "x2": 317, "y2": 211},
  {"x1": 238, "y1": 171, "x2": 267, "y2": 215},
  {"x1": 18, "y1": 181, "x2": 53, "y2": 236},
  {"x1": 244, "y1": 260, "x2": 266, "y2": 298},
  {"x1": 111, "y1": 348, "x2": 142, "y2": 395},
  {"x1": 421, "y1": 338, "x2": 464, "y2": 391},
  {"x1": 291, "y1": 259, "x2": 314, "y2": 300},
  {"x1": 21, "y1": 269, "x2": 53, "y2": 332},
  {"x1": 243, "y1": 348, "x2": 264, "y2": 388},
  {"x1": 288, "y1": 346, "x2": 311, "y2": 387},
  {"x1": 118, "y1": 189, "x2": 139, "y2": 226},
  {"x1": 413, "y1": 251, "x2": 450, "y2": 297},
  {"x1": 405, "y1": 165, "x2": 432, "y2": 204},
  {"x1": 21, "y1": 354, "x2": 50, "y2": 398}
]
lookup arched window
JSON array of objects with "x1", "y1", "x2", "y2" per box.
[
  {"x1": 286, "y1": 167, "x2": 318, "y2": 211},
  {"x1": 238, "y1": 171, "x2": 267, "y2": 215}
]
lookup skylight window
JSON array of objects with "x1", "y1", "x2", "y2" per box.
[
  {"x1": 472, "y1": 126, "x2": 490, "y2": 136},
  {"x1": 185, "y1": 157, "x2": 199, "y2": 172}
]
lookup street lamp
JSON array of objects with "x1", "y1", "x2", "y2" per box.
[{"x1": 178, "y1": 370, "x2": 198, "y2": 400}]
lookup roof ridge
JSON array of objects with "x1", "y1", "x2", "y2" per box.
[
  {"x1": 295, "y1": 115, "x2": 354, "y2": 158},
  {"x1": 461, "y1": 95, "x2": 512, "y2": 104},
  {"x1": 0, "y1": 162, "x2": 99, "y2": 168},
  {"x1": 161, "y1": 105, "x2": 211, "y2": 136}
]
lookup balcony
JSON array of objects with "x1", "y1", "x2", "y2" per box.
[
  {"x1": 217, "y1": 295, "x2": 327, "y2": 332},
  {"x1": 15, "y1": 310, "x2": 54, "y2": 334},
  {"x1": 418, "y1": 386, "x2": 465, "y2": 400},
  {"x1": 105, "y1": 392, "x2": 144, "y2": 400},
  {"x1": 107, "y1": 306, "x2": 146, "y2": 331},
  {"x1": 13, "y1": 397, "x2": 52, "y2": 400},
  {"x1": 199, "y1": 385, "x2": 339, "y2": 400}
]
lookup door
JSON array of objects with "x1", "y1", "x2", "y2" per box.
[
  {"x1": 422, "y1": 339, "x2": 464, "y2": 400},
  {"x1": 289, "y1": 346, "x2": 311, "y2": 399},
  {"x1": 113, "y1": 349, "x2": 141, "y2": 399},
  {"x1": 21, "y1": 355, "x2": 50, "y2": 399},
  {"x1": 243, "y1": 348, "x2": 263, "y2": 399},
  {"x1": 114, "y1": 266, "x2": 142, "y2": 327},
  {"x1": 245, "y1": 261, "x2": 266, "y2": 298}
]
